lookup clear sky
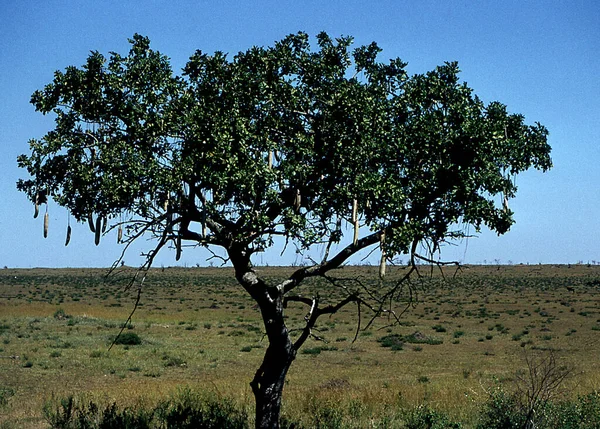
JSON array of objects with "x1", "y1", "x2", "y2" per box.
[{"x1": 1, "y1": 1, "x2": 598, "y2": 268}]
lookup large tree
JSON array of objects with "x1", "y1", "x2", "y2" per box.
[{"x1": 18, "y1": 33, "x2": 551, "y2": 428}]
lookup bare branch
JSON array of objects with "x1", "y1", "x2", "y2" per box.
[{"x1": 280, "y1": 229, "x2": 383, "y2": 294}]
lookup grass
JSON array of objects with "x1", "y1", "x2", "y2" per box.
[{"x1": 1, "y1": 264, "x2": 600, "y2": 427}]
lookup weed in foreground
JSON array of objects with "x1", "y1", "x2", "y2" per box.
[{"x1": 43, "y1": 389, "x2": 248, "y2": 429}]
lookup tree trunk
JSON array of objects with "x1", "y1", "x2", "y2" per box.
[
  {"x1": 251, "y1": 342, "x2": 295, "y2": 428},
  {"x1": 228, "y1": 247, "x2": 296, "y2": 428},
  {"x1": 250, "y1": 298, "x2": 296, "y2": 428}
]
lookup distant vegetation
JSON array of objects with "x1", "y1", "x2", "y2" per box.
[{"x1": 1, "y1": 264, "x2": 600, "y2": 427}]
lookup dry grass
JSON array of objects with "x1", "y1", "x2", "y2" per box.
[{"x1": 1, "y1": 264, "x2": 600, "y2": 427}]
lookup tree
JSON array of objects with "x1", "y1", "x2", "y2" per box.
[{"x1": 17, "y1": 32, "x2": 552, "y2": 428}]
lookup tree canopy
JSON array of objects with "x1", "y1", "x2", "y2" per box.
[
  {"x1": 18, "y1": 32, "x2": 550, "y2": 263},
  {"x1": 18, "y1": 32, "x2": 552, "y2": 428}
]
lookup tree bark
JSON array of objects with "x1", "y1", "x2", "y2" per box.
[
  {"x1": 250, "y1": 294, "x2": 296, "y2": 428},
  {"x1": 228, "y1": 246, "x2": 296, "y2": 428}
]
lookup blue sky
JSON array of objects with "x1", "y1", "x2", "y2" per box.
[{"x1": 1, "y1": 1, "x2": 598, "y2": 268}]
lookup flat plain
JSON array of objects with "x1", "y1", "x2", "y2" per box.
[{"x1": 1, "y1": 264, "x2": 600, "y2": 427}]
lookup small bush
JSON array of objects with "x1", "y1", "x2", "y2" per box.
[
  {"x1": 43, "y1": 390, "x2": 248, "y2": 429},
  {"x1": 404, "y1": 332, "x2": 443, "y2": 345},
  {"x1": 301, "y1": 345, "x2": 338, "y2": 355},
  {"x1": 311, "y1": 404, "x2": 343, "y2": 428},
  {"x1": 43, "y1": 396, "x2": 154, "y2": 429},
  {"x1": 162, "y1": 354, "x2": 186, "y2": 367},
  {"x1": 377, "y1": 334, "x2": 403, "y2": 351},
  {"x1": 404, "y1": 404, "x2": 462, "y2": 429},
  {"x1": 113, "y1": 332, "x2": 142, "y2": 346},
  {"x1": 476, "y1": 388, "x2": 524, "y2": 429},
  {"x1": 158, "y1": 388, "x2": 248, "y2": 429},
  {"x1": 53, "y1": 309, "x2": 70, "y2": 320},
  {"x1": 0, "y1": 387, "x2": 15, "y2": 407},
  {"x1": 432, "y1": 324, "x2": 447, "y2": 333}
]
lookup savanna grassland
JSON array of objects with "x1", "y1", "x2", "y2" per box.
[{"x1": 1, "y1": 264, "x2": 600, "y2": 428}]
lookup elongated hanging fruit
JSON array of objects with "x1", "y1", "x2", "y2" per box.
[
  {"x1": 176, "y1": 235, "x2": 182, "y2": 261},
  {"x1": 294, "y1": 189, "x2": 301, "y2": 212},
  {"x1": 34, "y1": 191, "x2": 42, "y2": 218},
  {"x1": 352, "y1": 199, "x2": 359, "y2": 246},
  {"x1": 503, "y1": 194, "x2": 509, "y2": 213},
  {"x1": 117, "y1": 226, "x2": 123, "y2": 243},
  {"x1": 65, "y1": 225, "x2": 72, "y2": 246},
  {"x1": 268, "y1": 150, "x2": 273, "y2": 169},
  {"x1": 43, "y1": 212, "x2": 49, "y2": 238},
  {"x1": 95, "y1": 216, "x2": 102, "y2": 245},
  {"x1": 379, "y1": 230, "x2": 386, "y2": 280},
  {"x1": 88, "y1": 214, "x2": 96, "y2": 233}
]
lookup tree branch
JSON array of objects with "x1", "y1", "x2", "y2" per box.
[{"x1": 279, "y1": 229, "x2": 383, "y2": 294}]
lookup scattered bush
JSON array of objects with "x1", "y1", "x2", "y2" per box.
[
  {"x1": 301, "y1": 345, "x2": 338, "y2": 355},
  {"x1": 113, "y1": 332, "x2": 142, "y2": 346},
  {"x1": 158, "y1": 389, "x2": 248, "y2": 429},
  {"x1": 377, "y1": 334, "x2": 404, "y2": 351},
  {"x1": 162, "y1": 354, "x2": 186, "y2": 367},
  {"x1": 43, "y1": 396, "x2": 154, "y2": 429},
  {"x1": 34, "y1": 387, "x2": 600, "y2": 428},
  {"x1": 43, "y1": 390, "x2": 248, "y2": 429},
  {"x1": 53, "y1": 309, "x2": 70, "y2": 320},
  {"x1": 432, "y1": 324, "x2": 447, "y2": 333},
  {"x1": 0, "y1": 386, "x2": 15, "y2": 407},
  {"x1": 476, "y1": 387, "x2": 524, "y2": 429},
  {"x1": 404, "y1": 404, "x2": 463, "y2": 429}
]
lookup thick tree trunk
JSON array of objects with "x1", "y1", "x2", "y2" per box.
[
  {"x1": 251, "y1": 340, "x2": 295, "y2": 429},
  {"x1": 228, "y1": 246, "x2": 297, "y2": 428},
  {"x1": 250, "y1": 288, "x2": 296, "y2": 428}
]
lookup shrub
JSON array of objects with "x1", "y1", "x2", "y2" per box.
[
  {"x1": 43, "y1": 391, "x2": 248, "y2": 429},
  {"x1": 377, "y1": 334, "x2": 403, "y2": 351},
  {"x1": 43, "y1": 396, "x2": 155, "y2": 429},
  {"x1": 0, "y1": 386, "x2": 15, "y2": 407},
  {"x1": 404, "y1": 404, "x2": 462, "y2": 429},
  {"x1": 162, "y1": 354, "x2": 186, "y2": 367},
  {"x1": 53, "y1": 309, "x2": 70, "y2": 320},
  {"x1": 404, "y1": 332, "x2": 443, "y2": 345},
  {"x1": 476, "y1": 388, "x2": 524, "y2": 429},
  {"x1": 158, "y1": 388, "x2": 248, "y2": 429},
  {"x1": 301, "y1": 345, "x2": 338, "y2": 355},
  {"x1": 113, "y1": 332, "x2": 142, "y2": 346}
]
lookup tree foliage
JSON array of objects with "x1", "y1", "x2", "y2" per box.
[{"x1": 18, "y1": 32, "x2": 550, "y2": 263}]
